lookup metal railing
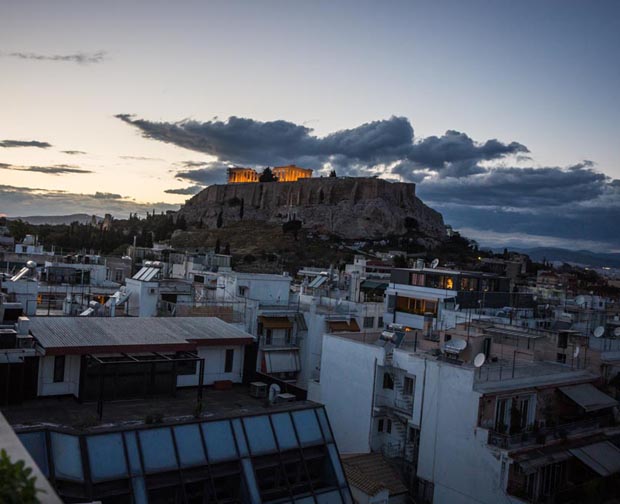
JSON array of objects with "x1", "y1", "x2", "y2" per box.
[{"x1": 487, "y1": 416, "x2": 610, "y2": 449}]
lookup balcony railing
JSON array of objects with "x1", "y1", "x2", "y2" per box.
[
  {"x1": 487, "y1": 416, "x2": 610, "y2": 449},
  {"x1": 259, "y1": 335, "x2": 299, "y2": 348}
]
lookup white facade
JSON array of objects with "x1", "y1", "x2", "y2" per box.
[
  {"x1": 176, "y1": 345, "x2": 245, "y2": 387},
  {"x1": 37, "y1": 355, "x2": 81, "y2": 397},
  {"x1": 217, "y1": 272, "x2": 292, "y2": 306},
  {"x1": 124, "y1": 278, "x2": 159, "y2": 316},
  {"x1": 309, "y1": 335, "x2": 384, "y2": 454}
]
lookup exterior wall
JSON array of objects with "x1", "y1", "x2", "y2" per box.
[
  {"x1": 299, "y1": 309, "x2": 327, "y2": 388},
  {"x1": 176, "y1": 345, "x2": 245, "y2": 387},
  {"x1": 125, "y1": 279, "x2": 159, "y2": 317},
  {"x1": 407, "y1": 356, "x2": 517, "y2": 504},
  {"x1": 38, "y1": 355, "x2": 81, "y2": 397},
  {"x1": 311, "y1": 335, "x2": 385, "y2": 454}
]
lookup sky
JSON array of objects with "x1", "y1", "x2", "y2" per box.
[{"x1": 1, "y1": 0, "x2": 619, "y2": 251}]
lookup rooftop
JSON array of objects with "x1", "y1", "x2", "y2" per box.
[
  {"x1": 29, "y1": 316, "x2": 254, "y2": 355},
  {"x1": 4, "y1": 385, "x2": 316, "y2": 432}
]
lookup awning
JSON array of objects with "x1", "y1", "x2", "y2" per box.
[
  {"x1": 264, "y1": 350, "x2": 300, "y2": 373},
  {"x1": 559, "y1": 383, "x2": 618, "y2": 412},
  {"x1": 570, "y1": 442, "x2": 620, "y2": 476},
  {"x1": 328, "y1": 319, "x2": 361, "y2": 332},
  {"x1": 259, "y1": 316, "x2": 293, "y2": 329},
  {"x1": 360, "y1": 280, "x2": 388, "y2": 290}
]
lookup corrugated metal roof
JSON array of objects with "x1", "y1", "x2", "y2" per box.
[
  {"x1": 570, "y1": 442, "x2": 620, "y2": 476},
  {"x1": 559, "y1": 383, "x2": 618, "y2": 412},
  {"x1": 29, "y1": 317, "x2": 254, "y2": 353}
]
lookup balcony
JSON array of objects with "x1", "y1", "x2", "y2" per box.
[
  {"x1": 259, "y1": 335, "x2": 299, "y2": 349},
  {"x1": 487, "y1": 416, "x2": 612, "y2": 449}
]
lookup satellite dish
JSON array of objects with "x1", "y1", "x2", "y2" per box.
[
  {"x1": 575, "y1": 295, "x2": 586, "y2": 306},
  {"x1": 26, "y1": 260, "x2": 37, "y2": 269},
  {"x1": 574, "y1": 346, "x2": 580, "y2": 358},
  {"x1": 474, "y1": 353, "x2": 486, "y2": 368},
  {"x1": 593, "y1": 326, "x2": 605, "y2": 338},
  {"x1": 431, "y1": 258, "x2": 440, "y2": 269},
  {"x1": 614, "y1": 327, "x2": 620, "y2": 338}
]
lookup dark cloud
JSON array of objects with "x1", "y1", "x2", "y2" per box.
[
  {"x1": 61, "y1": 150, "x2": 87, "y2": 155},
  {"x1": 176, "y1": 160, "x2": 211, "y2": 168},
  {"x1": 4, "y1": 50, "x2": 106, "y2": 65},
  {"x1": 116, "y1": 114, "x2": 523, "y2": 173},
  {"x1": 0, "y1": 140, "x2": 51, "y2": 149},
  {"x1": 0, "y1": 184, "x2": 177, "y2": 217},
  {"x1": 416, "y1": 162, "x2": 607, "y2": 208},
  {"x1": 0, "y1": 164, "x2": 92, "y2": 175},
  {"x1": 175, "y1": 162, "x2": 229, "y2": 186},
  {"x1": 93, "y1": 192, "x2": 123, "y2": 200},
  {"x1": 164, "y1": 186, "x2": 204, "y2": 195}
]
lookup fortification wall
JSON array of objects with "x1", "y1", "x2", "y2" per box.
[{"x1": 178, "y1": 177, "x2": 445, "y2": 240}]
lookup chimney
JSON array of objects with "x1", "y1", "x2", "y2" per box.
[{"x1": 17, "y1": 316, "x2": 30, "y2": 336}]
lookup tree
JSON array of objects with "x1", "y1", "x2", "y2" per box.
[
  {"x1": 282, "y1": 219, "x2": 302, "y2": 241},
  {"x1": 239, "y1": 198, "x2": 244, "y2": 220},
  {"x1": 214, "y1": 238, "x2": 221, "y2": 254},
  {"x1": 0, "y1": 449, "x2": 41, "y2": 503},
  {"x1": 393, "y1": 255, "x2": 408, "y2": 268},
  {"x1": 224, "y1": 243, "x2": 231, "y2": 255},
  {"x1": 216, "y1": 211, "x2": 223, "y2": 229},
  {"x1": 259, "y1": 167, "x2": 278, "y2": 182},
  {"x1": 329, "y1": 170, "x2": 337, "y2": 177}
]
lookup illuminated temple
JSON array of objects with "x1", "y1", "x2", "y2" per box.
[{"x1": 227, "y1": 164, "x2": 313, "y2": 183}]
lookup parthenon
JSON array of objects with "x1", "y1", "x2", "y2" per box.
[{"x1": 227, "y1": 164, "x2": 313, "y2": 184}]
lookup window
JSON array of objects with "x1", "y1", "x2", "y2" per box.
[
  {"x1": 53, "y1": 355, "x2": 66, "y2": 383},
  {"x1": 224, "y1": 349, "x2": 234, "y2": 373},
  {"x1": 378, "y1": 318, "x2": 384, "y2": 328},
  {"x1": 285, "y1": 329, "x2": 291, "y2": 344},
  {"x1": 238, "y1": 286, "x2": 248, "y2": 297},
  {"x1": 363, "y1": 316, "x2": 374, "y2": 329},
  {"x1": 410, "y1": 273, "x2": 425, "y2": 286},
  {"x1": 403, "y1": 376, "x2": 414, "y2": 396},
  {"x1": 386, "y1": 419, "x2": 392, "y2": 434},
  {"x1": 383, "y1": 372, "x2": 394, "y2": 390},
  {"x1": 557, "y1": 332, "x2": 568, "y2": 349},
  {"x1": 265, "y1": 329, "x2": 273, "y2": 345},
  {"x1": 378, "y1": 419, "x2": 384, "y2": 432},
  {"x1": 556, "y1": 353, "x2": 567, "y2": 364},
  {"x1": 114, "y1": 269, "x2": 124, "y2": 283}
]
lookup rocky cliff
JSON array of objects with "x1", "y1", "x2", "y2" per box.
[{"x1": 178, "y1": 177, "x2": 446, "y2": 240}]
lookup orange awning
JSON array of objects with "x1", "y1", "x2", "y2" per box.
[
  {"x1": 259, "y1": 316, "x2": 293, "y2": 329},
  {"x1": 328, "y1": 319, "x2": 361, "y2": 332}
]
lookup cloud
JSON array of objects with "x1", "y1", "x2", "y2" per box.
[
  {"x1": 0, "y1": 164, "x2": 92, "y2": 175},
  {"x1": 93, "y1": 192, "x2": 123, "y2": 199},
  {"x1": 61, "y1": 150, "x2": 87, "y2": 155},
  {"x1": 164, "y1": 186, "x2": 204, "y2": 195},
  {"x1": 119, "y1": 155, "x2": 163, "y2": 161},
  {"x1": 176, "y1": 160, "x2": 212, "y2": 168},
  {"x1": 0, "y1": 184, "x2": 177, "y2": 218},
  {"x1": 0, "y1": 140, "x2": 51, "y2": 149},
  {"x1": 174, "y1": 161, "x2": 230, "y2": 186},
  {"x1": 116, "y1": 114, "x2": 523, "y2": 174},
  {"x1": 3, "y1": 50, "x2": 106, "y2": 65}
]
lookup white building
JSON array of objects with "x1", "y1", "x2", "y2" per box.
[{"x1": 312, "y1": 325, "x2": 620, "y2": 503}]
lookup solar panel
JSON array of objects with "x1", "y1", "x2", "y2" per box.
[{"x1": 308, "y1": 275, "x2": 327, "y2": 289}]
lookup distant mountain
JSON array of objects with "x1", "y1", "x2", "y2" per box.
[
  {"x1": 508, "y1": 247, "x2": 620, "y2": 269},
  {"x1": 8, "y1": 214, "x2": 101, "y2": 225}
]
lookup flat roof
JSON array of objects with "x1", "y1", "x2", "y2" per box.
[{"x1": 29, "y1": 316, "x2": 254, "y2": 355}]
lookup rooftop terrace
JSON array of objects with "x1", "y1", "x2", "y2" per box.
[{"x1": 4, "y1": 385, "x2": 316, "y2": 432}]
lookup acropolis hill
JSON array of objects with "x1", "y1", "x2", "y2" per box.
[{"x1": 178, "y1": 172, "x2": 446, "y2": 241}]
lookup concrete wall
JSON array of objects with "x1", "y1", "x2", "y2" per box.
[
  {"x1": 408, "y1": 356, "x2": 516, "y2": 504},
  {"x1": 176, "y1": 345, "x2": 245, "y2": 387},
  {"x1": 125, "y1": 279, "x2": 159, "y2": 317},
  {"x1": 38, "y1": 355, "x2": 81, "y2": 397},
  {"x1": 311, "y1": 335, "x2": 384, "y2": 454}
]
